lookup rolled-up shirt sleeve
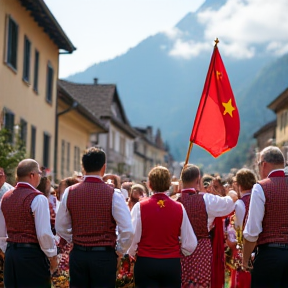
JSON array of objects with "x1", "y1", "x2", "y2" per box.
[
  {"x1": 243, "y1": 183, "x2": 265, "y2": 242},
  {"x1": 180, "y1": 204, "x2": 197, "y2": 256},
  {"x1": 112, "y1": 190, "x2": 134, "y2": 254},
  {"x1": 55, "y1": 187, "x2": 72, "y2": 243},
  {"x1": 32, "y1": 194, "x2": 57, "y2": 258},
  {"x1": 204, "y1": 194, "x2": 235, "y2": 231}
]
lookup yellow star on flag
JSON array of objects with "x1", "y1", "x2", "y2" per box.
[
  {"x1": 222, "y1": 99, "x2": 236, "y2": 117},
  {"x1": 216, "y1": 70, "x2": 222, "y2": 80}
]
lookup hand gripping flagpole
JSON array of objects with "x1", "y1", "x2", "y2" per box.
[{"x1": 182, "y1": 38, "x2": 219, "y2": 170}]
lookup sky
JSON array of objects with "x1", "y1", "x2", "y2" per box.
[
  {"x1": 44, "y1": 0, "x2": 204, "y2": 78},
  {"x1": 45, "y1": 0, "x2": 288, "y2": 78}
]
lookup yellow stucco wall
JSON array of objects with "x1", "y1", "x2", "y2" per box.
[
  {"x1": 0, "y1": 0, "x2": 59, "y2": 170},
  {"x1": 57, "y1": 102, "x2": 106, "y2": 181},
  {"x1": 276, "y1": 109, "x2": 288, "y2": 145}
]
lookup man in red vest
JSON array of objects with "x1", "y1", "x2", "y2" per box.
[
  {"x1": 0, "y1": 159, "x2": 58, "y2": 288},
  {"x1": 178, "y1": 164, "x2": 237, "y2": 288},
  {"x1": 56, "y1": 147, "x2": 133, "y2": 288},
  {"x1": 128, "y1": 165, "x2": 197, "y2": 288},
  {"x1": 243, "y1": 146, "x2": 288, "y2": 288}
]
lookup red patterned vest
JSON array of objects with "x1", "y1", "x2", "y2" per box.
[
  {"x1": 138, "y1": 193, "x2": 183, "y2": 258},
  {"x1": 1, "y1": 183, "x2": 41, "y2": 243},
  {"x1": 257, "y1": 170, "x2": 288, "y2": 245},
  {"x1": 66, "y1": 177, "x2": 117, "y2": 247},
  {"x1": 179, "y1": 189, "x2": 209, "y2": 239},
  {"x1": 239, "y1": 192, "x2": 251, "y2": 228}
]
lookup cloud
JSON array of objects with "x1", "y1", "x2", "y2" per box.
[
  {"x1": 168, "y1": 0, "x2": 288, "y2": 59},
  {"x1": 163, "y1": 27, "x2": 183, "y2": 40},
  {"x1": 266, "y1": 42, "x2": 288, "y2": 56},
  {"x1": 169, "y1": 40, "x2": 210, "y2": 58}
]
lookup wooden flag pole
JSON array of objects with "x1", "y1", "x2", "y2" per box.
[
  {"x1": 184, "y1": 141, "x2": 193, "y2": 167},
  {"x1": 179, "y1": 141, "x2": 194, "y2": 181}
]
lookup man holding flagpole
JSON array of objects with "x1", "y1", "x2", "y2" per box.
[
  {"x1": 181, "y1": 38, "x2": 240, "y2": 288},
  {"x1": 179, "y1": 164, "x2": 237, "y2": 288}
]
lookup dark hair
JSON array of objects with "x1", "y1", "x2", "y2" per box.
[
  {"x1": 181, "y1": 164, "x2": 200, "y2": 184},
  {"x1": 64, "y1": 177, "x2": 80, "y2": 187},
  {"x1": 121, "y1": 181, "x2": 133, "y2": 195},
  {"x1": 202, "y1": 174, "x2": 214, "y2": 183},
  {"x1": 148, "y1": 166, "x2": 171, "y2": 192},
  {"x1": 37, "y1": 177, "x2": 51, "y2": 197},
  {"x1": 236, "y1": 168, "x2": 257, "y2": 191},
  {"x1": 103, "y1": 174, "x2": 121, "y2": 189},
  {"x1": 82, "y1": 147, "x2": 106, "y2": 172}
]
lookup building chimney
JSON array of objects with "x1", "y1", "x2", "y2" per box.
[{"x1": 93, "y1": 78, "x2": 98, "y2": 85}]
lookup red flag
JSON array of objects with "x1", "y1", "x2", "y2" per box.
[{"x1": 190, "y1": 43, "x2": 240, "y2": 157}]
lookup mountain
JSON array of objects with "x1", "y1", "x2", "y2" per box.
[{"x1": 67, "y1": 0, "x2": 287, "y2": 173}]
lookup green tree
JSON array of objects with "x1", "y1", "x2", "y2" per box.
[{"x1": 0, "y1": 129, "x2": 26, "y2": 184}]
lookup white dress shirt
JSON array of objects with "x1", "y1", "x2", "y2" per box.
[
  {"x1": 55, "y1": 175, "x2": 134, "y2": 254},
  {"x1": 202, "y1": 192, "x2": 235, "y2": 231},
  {"x1": 0, "y1": 182, "x2": 13, "y2": 200},
  {"x1": 0, "y1": 182, "x2": 57, "y2": 257},
  {"x1": 243, "y1": 169, "x2": 284, "y2": 242},
  {"x1": 234, "y1": 199, "x2": 246, "y2": 229},
  {"x1": 234, "y1": 192, "x2": 251, "y2": 229},
  {"x1": 127, "y1": 198, "x2": 198, "y2": 257}
]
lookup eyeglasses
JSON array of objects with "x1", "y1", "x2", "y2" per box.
[
  {"x1": 31, "y1": 171, "x2": 43, "y2": 176},
  {"x1": 257, "y1": 160, "x2": 264, "y2": 167}
]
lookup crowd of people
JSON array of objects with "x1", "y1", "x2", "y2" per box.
[{"x1": 0, "y1": 145, "x2": 287, "y2": 288}]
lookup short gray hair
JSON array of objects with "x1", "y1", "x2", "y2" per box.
[{"x1": 260, "y1": 146, "x2": 284, "y2": 165}]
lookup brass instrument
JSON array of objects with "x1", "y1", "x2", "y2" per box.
[
  {"x1": 225, "y1": 213, "x2": 243, "y2": 271},
  {"x1": 225, "y1": 213, "x2": 253, "y2": 271}
]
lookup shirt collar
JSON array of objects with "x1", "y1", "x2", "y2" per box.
[
  {"x1": 16, "y1": 182, "x2": 37, "y2": 191},
  {"x1": 267, "y1": 169, "x2": 285, "y2": 177},
  {"x1": 83, "y1": 175, "x2": 102, "y2": 180}
]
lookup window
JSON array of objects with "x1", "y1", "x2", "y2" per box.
[
  {"x1": 33, "y1": 50, "x2": 39, "y2": 92},
  {"x1": 74, "y1": 146, "x2": 80, "y2": 171},
  {"x1": 120, "y1": 136, "x2": 125, "y2": 156},
  {"x1": 6, "y1": 16, "x2": 18, "y2": 70},
  {"x1": 23, "y1": 36, "x2": 31, "y2": 82},
  {"x1": 20, "y1": 119, "x2": 27, "y2": 146},
  {"x1": 4, "y1": 109, "x2": 14, "y2": 143},
  {"x1": 66, "y1": 142, "x2": 70, "y2": 173},
  {"x1": 110, "y1": 130, "x2": 115, "y2": 149},
  {"x1": 30, "y1": 125, "x2": 36, "y2": 159},
  {"x1": 61, "y1": 140, "x2": 65, "y2": 177},
  {"x1": 46, "y1": 63, "x2": 54, "y2": 103},
  {"x1": 43, "y1": 132, "x2": 50, "y2": 168}
]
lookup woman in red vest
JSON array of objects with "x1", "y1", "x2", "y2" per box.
[{"x1": 128, "y1": 166, "x2": 198, "y2": 288}]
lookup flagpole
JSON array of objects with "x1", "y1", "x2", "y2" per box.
[
  {"x1": 184, "y1": 142, "x2": 193, "y2": 167},
  {"x1": 181, "y1": 38, "x2": 219, "y2": 175},
  {"x1": 179, "y1": 141, "x2": 194, "y2": 182}
]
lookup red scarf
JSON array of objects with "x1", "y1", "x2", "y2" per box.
[{"x1": 211, "y1": 217, "x2": 225, "y2": 288}]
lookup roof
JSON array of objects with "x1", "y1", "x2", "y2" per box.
[
  {"x1": 267, "y1": 87, "x2": 288, "y2": 112},
  {"x1": 134, "y1": 127, "x2": 166, "y2": 150},
  {"x1": 57, "y1": 82, "x2": 108, "y2": 133},
  {"x1": 18, "y1": 0, "x2": 76, "y2": 53},
  {"x1": 58, "y1": 79, "x2": 136, "y2": 137},
  {"x1": 253, "y1": 119, "x2": 277, "y2": 138}
]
